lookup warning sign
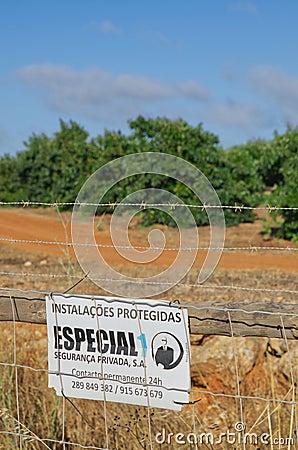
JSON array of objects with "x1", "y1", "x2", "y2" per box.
[{"x1": 46, "y1": 294, "x2": 190, "y2": 410}]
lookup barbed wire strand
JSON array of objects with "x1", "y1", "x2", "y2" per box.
[
  {"x1": 0, "y1": 236, "x2": 297, "y2": 252},
  {"x1": 1, "y1": 200, "x2": 298, "y2": 211},
  {"x1": 1, "y1": 275, "x2": 297, "y2": 295}
]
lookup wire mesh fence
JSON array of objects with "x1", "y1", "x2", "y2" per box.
[{"x1": 0, "y1": 203, "x2": 297, "y2": 449}]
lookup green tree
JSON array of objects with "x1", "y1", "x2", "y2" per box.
[
  {"x1": 14, "y1": 120, "x2": 99, "y2": 205},
  {"x1": 268, "y1": 127, "x2": 298, "y2": 240},
  {"x1": 0, "y1": 154, "x2": 21, "y2": 202}
]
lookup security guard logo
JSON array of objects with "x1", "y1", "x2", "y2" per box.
[{"x1": 151, "y1": 332, "x2": 184, "y2": 370}]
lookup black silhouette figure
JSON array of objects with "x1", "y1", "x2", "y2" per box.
[{"x1": 155, "y1": 337, "x2": 174, "y2": 369}]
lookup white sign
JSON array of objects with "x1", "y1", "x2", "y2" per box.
[{"x1": 46, "y1": 294, "x2": 191, "y2": 410}]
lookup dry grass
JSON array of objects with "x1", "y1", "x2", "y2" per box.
[{"x1": 0, "y1": 320, "x2": 297, "y2": 449}]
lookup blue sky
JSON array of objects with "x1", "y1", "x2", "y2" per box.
[{"x1": 1, "y1": 0, "x2": 298, "y2": 155}]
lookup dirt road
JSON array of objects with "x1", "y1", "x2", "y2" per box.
[{"x1": 0, "y1": 208, "x2": 297, "y2": 272}]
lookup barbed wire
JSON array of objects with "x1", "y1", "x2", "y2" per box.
[
  {"x1": 0, "y1": 200, "x2": 298, "y2": 211},
  {"x1": 0, "y1": 236, "x2": 297, "y2": 252},
  {"x1": 0, "y1": 273, "x2": 297, "y2": 294}
]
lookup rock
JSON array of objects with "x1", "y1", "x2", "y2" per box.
[
  {"x1": 39, "y1": 259, "x2": 47, "y2": 266},
  {"x1": 24, "y1": 261, "x2": 32, "y2": 267}
]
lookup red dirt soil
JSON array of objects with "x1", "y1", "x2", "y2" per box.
[{"x1": 0, "y1": 208, "x2": 297, "y2": 272}]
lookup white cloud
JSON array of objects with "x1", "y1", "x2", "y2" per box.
[
  {"x1": 248, "y1": 65, "x2": 298, "y2": 123},
  {"x1": 16, "y1": 65, "x2": 173, "y2": 101},
  {"x1": 15, "y1": 64, "x2": 209, "y2": 124},
  {"x1": 17, "y1": 63, "x2": 289, "y2": 142},
  {"x1": 112, "y1": 73, "x2": 174, "y2": 99}
]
